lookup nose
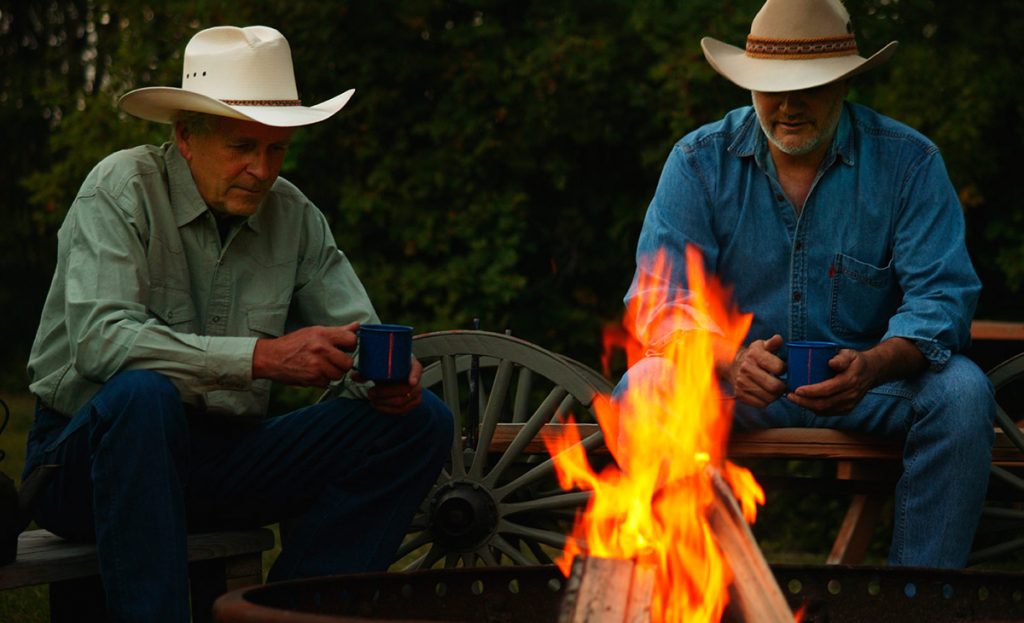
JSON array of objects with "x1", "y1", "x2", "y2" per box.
[
  {"x1": 779, "y1": 92, "x2": 803, "y2": 114},
  {"x1": 246, "y1": 150, "x2": 274, "y2": 181}
]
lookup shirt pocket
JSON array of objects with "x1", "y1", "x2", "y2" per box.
[
  {"x1": 828, "y1": 253, "x2": 900, "y2": 340},
  {"x1": 147, "y1": 286, "x2": 196, "y2": 333},
  {"x1": 247, "y1": 307, "x2": 288, "y2": 338}
]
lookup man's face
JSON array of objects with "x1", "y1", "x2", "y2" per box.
[
  {"x1": 175, "y1": 116, "x2": 295, "y2": 216},
  {"x1": 752, "y1": 81, "x2": 848, "y2": 159}
]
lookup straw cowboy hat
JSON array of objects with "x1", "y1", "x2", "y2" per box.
[
  {"x1": 118, "y1": 26, "x2": 353, "y2": 127},
  {"x1": 701, "y1": 0, "x2": 898, "y2": 93}
]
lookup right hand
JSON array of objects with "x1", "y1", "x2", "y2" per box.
[
  {"x1": 252, "y1": 322, "x2": 359, "y2": 387},
  {"x1": 723, "y1": 334, "x2": 787, "y2": 408}
]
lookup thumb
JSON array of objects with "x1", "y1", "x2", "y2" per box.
[{"x1": 765, "y1": 334, "x2": 785, "y2": 352}]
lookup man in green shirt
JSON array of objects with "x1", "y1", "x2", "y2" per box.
[{"x1": 22, "y1": 26, "x2": 453, "y2": 622}]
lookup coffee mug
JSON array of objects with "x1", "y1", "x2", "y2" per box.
[
  {"x1": 356, "y1": 324, "x2": 413, "y2": 382},
  {"x1": 785, "y1": 340, "x2": 839, "y2": 391}
]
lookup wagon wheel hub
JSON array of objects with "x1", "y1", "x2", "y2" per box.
[{"x1": 428, "y1": 480, "x2": 499, "y2": 551}]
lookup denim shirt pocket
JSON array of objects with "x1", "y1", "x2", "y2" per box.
[{"x1": 828, "y1": 253, "x2": 900, "y2": 340}]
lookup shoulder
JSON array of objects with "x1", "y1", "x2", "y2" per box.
[
  {"x1": 81, "y1": 144, "x2": 168, "y2": 199},
  {"x1": 260, "y1": 175, "x2": 332, "y2": 234},
  {"x1": 846, "y1": 102, "x2": 939, "y2": 157},
  {"x1": 677, "y1": 106, "x2": 758, "y2": 154}
]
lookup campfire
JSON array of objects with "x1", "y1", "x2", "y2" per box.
[{"x1": 544, "y1": 246, "x2": 796, "y2": 623}]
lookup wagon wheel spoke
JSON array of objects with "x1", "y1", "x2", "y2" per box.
[
  {"x1": 497, "y1": 519, "x2": 572, "y2": 550},
  {"x1": 440, "y1": 354, "x2": 467, "y2": 478},
  {"x1": 470, "y1": 358, "x2": 515, "y2": 479},
  {"x1": 499, "y1": 490, "x2": 592, "y2": 517},
  {"x1": 475, "y1": 546, "x2": 500, "y2": 567},
  {"x1": 394, "y1": 530, "x2": 433, "y2": 561},
  {"x1": 400, "y1": 543, "x2": 445, "y2": 571},
  {"x1": 491, "y1": 535, "x2": 538, "y2": 566},
  {"x1": 512, "y1": 368, "x2": 533, "y2": 423},
  {"x1": 525, "y1": 537, "x2": 556, "y2": 565}
]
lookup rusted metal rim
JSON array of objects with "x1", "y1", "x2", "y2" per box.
[{"x1": 213, "y1": 563, "x2": 1024, "y2": 622}]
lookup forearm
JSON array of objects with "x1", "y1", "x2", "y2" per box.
[{"x1": 861, "y1": 337, "x2": 928, "y2": 387}]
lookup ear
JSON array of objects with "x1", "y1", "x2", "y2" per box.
[{"x1": 174, "y1": 122, "x2": 193, "y2": 162}]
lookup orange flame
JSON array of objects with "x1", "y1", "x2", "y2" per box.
[{"x1": 544, "y1": 245, "x2": 766, "y2": 623}]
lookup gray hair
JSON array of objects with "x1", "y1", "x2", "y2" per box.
[{"x1": 170, "y1": 110, "x2": 218, "y2": 141}]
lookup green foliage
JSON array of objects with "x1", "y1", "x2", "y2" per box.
[{"x1": 2, "y1": 0, "x2": 1022, "y2": 383}]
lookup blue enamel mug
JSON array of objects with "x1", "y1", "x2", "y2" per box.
[
  {"x1": 785, "y1": 340, "x2": 839, "y2": 391},
  {"x1": 356, "y1": 324, "x2": 413, "y2": 382}
]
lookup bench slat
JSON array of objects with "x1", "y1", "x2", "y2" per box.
[
  {"x1": 490, "y1": 423, "x2": 1024, "y2": 467},
  {"x1": 0, "y1": 528, "x2": 275, "y2": 591}
]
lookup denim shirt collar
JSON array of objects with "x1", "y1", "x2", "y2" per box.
[{"x1": 728, "y1": 103, "x2": 856, "y2": 175}]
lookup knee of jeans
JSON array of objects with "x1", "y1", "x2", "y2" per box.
[
  {"x1": 95, "y1": 370, "x2": 183, "y2": 432},
  {"x1": 924, "y1": 356, "x2": 996, "y2": 436},
  {"x1": 414, "y1": 390, "x2": 455, "y2": 448},
  {"x1": 613, "y1": 356, "x2": 677, "y2": 402}
]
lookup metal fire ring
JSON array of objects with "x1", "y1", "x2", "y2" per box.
[{"x1": 213, "y1": 563, "x2": 1024, "y2": 622}]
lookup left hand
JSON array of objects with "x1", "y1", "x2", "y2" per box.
[
  {"x1": 784, "y1": 349, "x2": 874, "y2": 416},
  {"x1": 361, "y1": 357, "x2": 424, "y2": 415}
]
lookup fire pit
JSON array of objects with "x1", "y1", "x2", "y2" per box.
[{"x1": 213, "y1": 563, "x2": 1024, "y2": 622}]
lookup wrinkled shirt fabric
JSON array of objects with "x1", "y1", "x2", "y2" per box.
[
  {"x1": 627, "y1": 102, "x2": 980, "y2": 365},
  {"x1": 28, "y1": 142, "x2": 378, "y2": 419}
]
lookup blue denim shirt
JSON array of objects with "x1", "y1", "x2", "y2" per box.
[{"x1": 626, "y1": 102, "x2": 980, "y2": 369}]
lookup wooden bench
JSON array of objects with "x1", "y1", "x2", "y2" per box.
[{"x1": 0, "y1": 527, "x2": 275, "y2": 623}]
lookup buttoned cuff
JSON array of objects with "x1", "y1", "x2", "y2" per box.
[
  {"x1": 206, "y1": 336, "x2": 258, "y2": 390},
  {"x1": 913, "y1": 337, "x2": 952, "y2": 371}
]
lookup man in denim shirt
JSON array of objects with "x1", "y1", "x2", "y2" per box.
[
  {"x1": 620, "y1": 0, "x2": 994, "y2": 568},
  {"x1": 22, "y1": 26, "x2": 453, "y2": 621}
]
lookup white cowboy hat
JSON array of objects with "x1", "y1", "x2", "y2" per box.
[
  {"x1": 118, "y1": 25, "x2": 353, "y2": 127},
  {"x1": 701, "y1": 0, "x2": 898, "y2": 93}
]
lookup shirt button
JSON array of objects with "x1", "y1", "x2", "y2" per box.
[
  {"x1": 775, "y1": 193, "x2": 785, "y2": 202},
  {"x1": 212, "y1": 316, "x2": 221, "y2": 323},
  {"x1": 795, "y1": 241, "x2": 803, "y2": 251},
  {"x1": 793, "y1": 291, "x2": 802, "y2": 301}
]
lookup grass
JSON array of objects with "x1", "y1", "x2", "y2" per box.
[{"x1": 0, "y1": 391, "x2": 47, "y2": 623}]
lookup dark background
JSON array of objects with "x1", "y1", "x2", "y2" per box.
[{"x1": 2, "y1": 0, "x2": 1022, "y2": 389}]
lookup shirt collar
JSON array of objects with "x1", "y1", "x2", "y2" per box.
[
  {"x1": 163, "y1": 143, "x2": 264, "y2": 233},
  {"x1": 730, "y1": 103, "x2": 856, "y2": 170}
]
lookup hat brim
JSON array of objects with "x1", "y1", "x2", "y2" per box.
[
  {"x1": 701, "y1": 37, "x2": 898, "y2": 92},
  {"x1": 118, "y1": 87, "x2": 355, "y2": 128}
]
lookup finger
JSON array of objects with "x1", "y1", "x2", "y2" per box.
[
  {"x1": 828, "y1": 349, "x2": 856, "y2": 373},
  {"x1": 371, "y1": 386, "x2": 422, "y2": 414},
  {"x1": 747, "y1": 345, "x2": 785, "y2": 376},
  {"x1": 322, "y1": 346, "x2": 355, "y2": 373},
  {"x1": 736, "y1": 374, "x2": 784, "y2": 407},
  {"x1": 407, "y1": 357, "x2": 423, "y2": 386},
  {"x1": 327, "y1": 325, "x2": 359, "y2": 352}
]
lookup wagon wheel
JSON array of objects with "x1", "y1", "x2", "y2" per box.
[
  {"x1": 392, "y1": 330, "x2": 614, "y2": 570},
  {"x1": 969, "y1": 352, "x2": 1024, "y2": 565}
]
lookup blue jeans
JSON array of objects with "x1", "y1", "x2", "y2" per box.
[
  {"x1": 614, "y1": 354, "x2": 995, "y2": 568},
  {"x1": 22, "y1": 370, "x2": 453, "y2": 623}
]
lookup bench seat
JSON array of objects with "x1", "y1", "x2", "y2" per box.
[{"x1": 0, "y1": 527, "x2": 275, "y2": 623}]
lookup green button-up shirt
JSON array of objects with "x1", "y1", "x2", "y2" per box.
[{"x1": 28, "y1": 142, "x2": 379, "y2": 419}]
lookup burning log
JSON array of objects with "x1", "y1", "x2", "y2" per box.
[
  {"x1": 557, "y1": 469, "x2": 793, "y2": 623},
  {"x1": 706, "y1": 466, "x2": 793, "y2": 623},
  {"x1": 558, "y1": 555, "x2": 657, "y2": 623}
]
